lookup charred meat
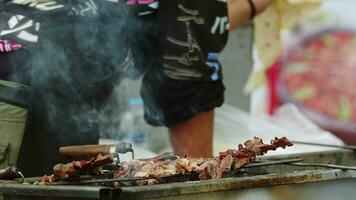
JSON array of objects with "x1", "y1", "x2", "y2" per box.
[
  {"x1": 35, "y1": 137, "x2": 292, "y2": 186},
  {"x1": 114, "y1": 137, "x2": 293, "y2": 182},
  {"x1": 35, "y1": 154, "x2": 113, "y2": 184}
]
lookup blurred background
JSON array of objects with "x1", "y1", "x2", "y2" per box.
[{"x1": 99, "y1": 0, "x2": 356, "y2": 159}]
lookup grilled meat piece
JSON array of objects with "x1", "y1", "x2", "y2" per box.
[
  {"x1": 175, "y1": 158, "x2": 203, "y2": 175},
  {"x1": 53, "y1": 154, "x2": 113, "y2": 180},
  {"x1": 115, "y1": 160, "x2": 176, "y2": 179},
  {"x1": 216, "y1": 154, "x2": 233, "y2": 178},
  {"x1": 36, "y1": 154, "x2": 113, "y2": 184},
  {"x1": 200, "y1": 137, "x2": 293, "y2": 179},
  {"x1": 198, "y1": 159, "x2": 219, "y2": 180},
  {"x1": 34, "y1": 175, "x2": 56, "y2": 185},
  {"x1": 114, "y1": 137, "x2": 293, "y2": 184}
]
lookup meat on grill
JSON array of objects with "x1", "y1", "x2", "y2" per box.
[
  {"x1": 35, "y1": 154, "x2": 113, "y2": 184},
  {"x1": 53, "y1": 154, "x2": 113, "y2": 179},
  {"x1": 114, "y1": 137, "x2": 293, "y2": 182},
  {"x1": 35, "y1": 137, "x2": 292, "y2": 185}
]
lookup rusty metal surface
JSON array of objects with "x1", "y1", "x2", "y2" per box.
[
  {"x1": 118, "y1": 150, "x2": 356, "y2": 199},
  {"x1": 142, "y1": 178, "x2": 356, "y2": 200},
  {"x1": 0, "y1": 184, "x2": 112, "y2": 199},
  {"x1": 118, "y1": 169, "x2": 356, "y2": 200}
]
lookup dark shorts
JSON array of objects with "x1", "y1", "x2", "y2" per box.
[{"x1": 141, "y1": 65, "x2": 225, "y2": 127}]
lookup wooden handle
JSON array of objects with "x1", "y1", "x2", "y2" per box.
[{"x1": 59, "y1": 144, "x2": 115, "y2": 157}]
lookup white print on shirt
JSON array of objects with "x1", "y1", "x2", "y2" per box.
[
  {"x1": 177, "y1": 4, "x2": 205, "y2": 25},
  {"x1": 10, "y1": 0, "x2": 64, "y2": 11},
  {"x1": 163, "y1": 21, "x2": 201, "y2": 67},
  {"x1": 211, "y1": 16, "x2": 229, "y2": 34},
  {"x1": 138, "y1": 1, "x2": 159, "y2": 16},
  {"x1": 167, "y1": 20, "x2": 201, "y2": 54},
  {"x1": 216, "y1": 0, "x2": 227, "y2": 3},
  {"x1": 166, "y1": 35, "x2": 201, "y2": 53},
  {"x1": 135, "y1": 1, "x2": 159, "y2": 16},
  {"x1": 163, "y1": 64, "x2": 203, "y2": 80},
  {"x1": 147, "y1": 1, "x2": 159, "y2": 9},
  {"x1": 127, "y1": 0, "x2": 155, "y2": 5},
  {"x1": 163, "y1": 52, "x2": 199, "y2": 66},
  {"x1": 206, "y1": 53, "x2": 220, "y2": 81},
  {"x1": 70, "y1": 0, "x2": 98, "y2": 16},
  {"x1": 164, "y1": 4, "x2": 205, "y2": 65},
  {"x1": 0, "y1": 15, "x2": 40, "y2": 43}
]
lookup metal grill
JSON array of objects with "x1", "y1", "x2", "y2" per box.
[{"x1": 1, "y1": 150, "x2": 356, "y2": 200}]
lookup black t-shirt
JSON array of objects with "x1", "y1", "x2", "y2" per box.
[
  {"x1": 157, "y1": 0, "x2": 228, "y2": 81},
  {"x1": 0, "y1": 0, "x2": 229, "y2": 84}
]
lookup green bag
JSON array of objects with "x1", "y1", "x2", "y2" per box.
[{"x1": 0, "y1": 80, "x2": 28, "y2": 169}]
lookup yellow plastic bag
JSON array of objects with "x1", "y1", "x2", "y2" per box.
[{"x1": 245, "y1": 0, "x2": 322, "y2": 92}]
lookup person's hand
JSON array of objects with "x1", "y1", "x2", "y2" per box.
[{"x1": 228, "y1": 0, "x2": 272, "y2": 30}]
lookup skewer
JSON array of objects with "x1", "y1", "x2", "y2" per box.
[
  {"x1": 50, "y1": 158, "x2": 303, "y2": 185},
  {"x1": 49, "y1": 176, "x2": 154, "y2": 185},
  {"x1": 291, "y1": 141, "x2": 356, "y2": 151},
  {"x1": 289, "y1": 163, "x2": 356, "y2": 171},
  {"x1": 244, "y1": 158, "x2": 303, "y2": 168}
]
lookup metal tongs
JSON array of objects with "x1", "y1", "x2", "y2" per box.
[
  {"x1": 0, "y1": 166, "x2": 25, "y2": 182},
  {"x1": 59, "y1": 142, "x2": 135, "y2": 164}
]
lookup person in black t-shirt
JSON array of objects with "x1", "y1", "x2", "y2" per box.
[
  {"x1": 145, "y1": 0, "x2": 272, "y2": 158},
  {"x1": 0, "y1": 0, "x2": 271, "y2": 175}
]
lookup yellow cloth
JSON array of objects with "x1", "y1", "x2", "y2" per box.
[{"x1": 244, "y1": 0, "x2": 322, "y2": 93}]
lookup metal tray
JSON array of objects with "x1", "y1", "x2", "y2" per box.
[{"x1": 1, "y1": 150, "x2": 356, "y2": 200}]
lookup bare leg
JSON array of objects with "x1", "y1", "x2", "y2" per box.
[{"x1": 168, "y1": 110, "x2": 214, "y2": 158}]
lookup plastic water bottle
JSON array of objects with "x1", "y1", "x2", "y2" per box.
[
  {"x1": 118, "y1": 97, "x2": 172, "y2": 153},
  {"x1": 118, "y1": 98, "x2": 147, "y2": 146}
]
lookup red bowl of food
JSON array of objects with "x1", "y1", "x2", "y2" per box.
[{"x1": 278, "y1": 28, "x2": 356, "y2": 144}]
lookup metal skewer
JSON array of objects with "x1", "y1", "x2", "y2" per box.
[
  {"x1": 243, "y1": 158, "x2": 303, "y2": 168},
  {"x1": 50, "y1": 158, "x2": 304, "y2": 185},
  {"x1": 289, "y1": 163, "x2": 356, "y2": 171},
  {"x1": 291, "y1": 141, "x2": 356, "y2": 151},
  {"x1": 49, "y1": 176, "x2": 154, "y2": 185}
]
